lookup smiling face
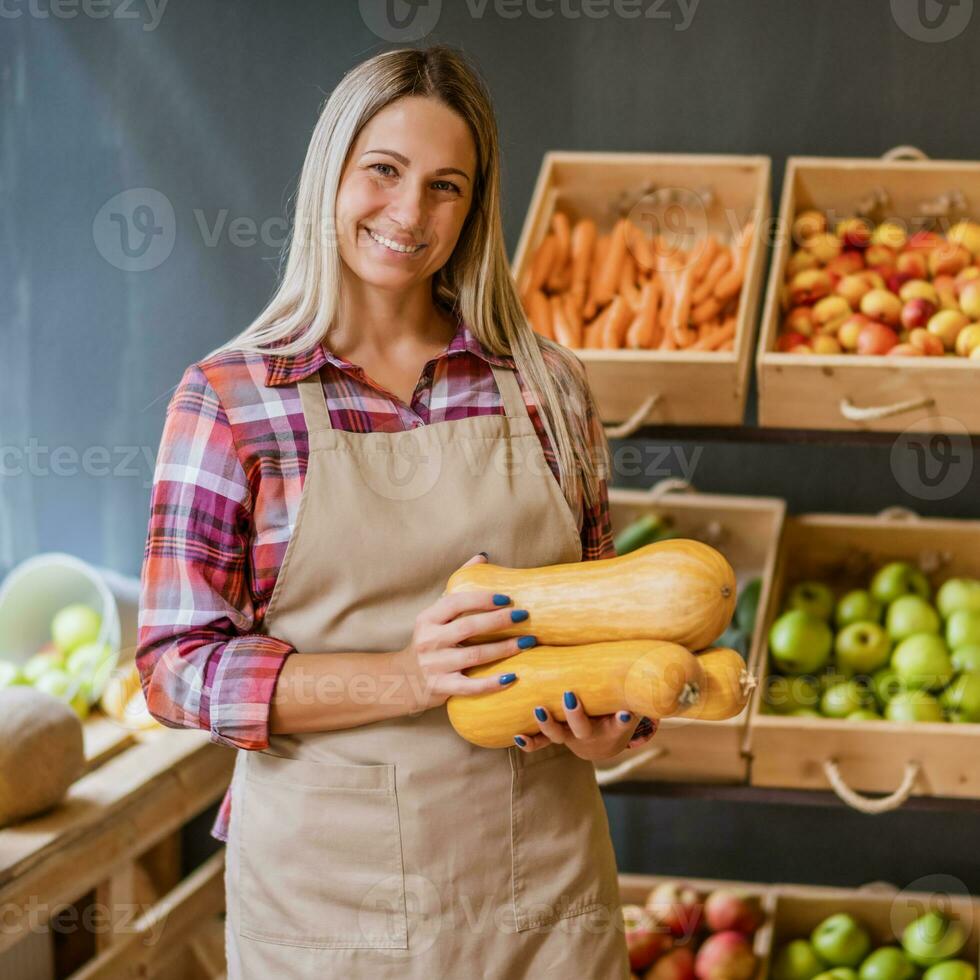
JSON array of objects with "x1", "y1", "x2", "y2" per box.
[{"x1": 335, "y1": 95, "x2": 477, "y2": 292}]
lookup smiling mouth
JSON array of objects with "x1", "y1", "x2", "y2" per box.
[{"x1": 363, "y1": 227, "x2": 427, "y2": 254}]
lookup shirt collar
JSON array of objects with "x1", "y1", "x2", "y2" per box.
[{"x1": 263, "y1": 315, "x2": 515, "y2": 387}]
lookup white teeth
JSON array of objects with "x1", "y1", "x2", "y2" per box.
[{"x1": 366, "y1": 228, "x2": 423, "y2": 253}]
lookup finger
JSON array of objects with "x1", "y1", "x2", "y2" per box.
[
  {"x1": 531, "y1": 704, "x2": 569, "y2": 744},
  {"x1": 628, "y1": 717, "x2": 659, "y2": 748},
  {"x1": 445, "y1": 605, "x2": 531, "y2": 647},
  {"x1": 460, "y1": 552, "x2": 490, "y2": 567},
  {"x1": 561, "y1": 690, "x2": 593, "y2": 740},
  {"x1": 445, "y1": 635, "x2": 537, "y2": 676},
  {"x1": 441, "y1": 669, "x2": 521, "y2": 697},
  {"x1": 425, "y1": 587, "x2": 512, "y2": 626},
  {"x1": 513, "y1": 731, "x2": 551, "y2": 752}
]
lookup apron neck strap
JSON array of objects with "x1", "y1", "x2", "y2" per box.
[{"x1": 297, "y1": 361, "x2": 529, "y2": 433}]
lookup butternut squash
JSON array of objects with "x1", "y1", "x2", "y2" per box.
[
  {"x1": 447, "y1": 640, "x2": 705, "y2": 748},
  {"x1": 444, "y1": 538, "x2": 736, "y2": 651},
  {"x1": 677, "y1": 647, "x2": 755, "y2": 721}
]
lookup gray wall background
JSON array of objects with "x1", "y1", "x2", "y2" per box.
[{"x1": 3, "y1": 1, "x2": 979, "y2": 891}]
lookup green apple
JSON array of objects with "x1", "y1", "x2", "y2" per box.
[
  {"x1": 936, "y1": 577, "x2": 980, "y2": 618},
  {"x1": 0, "y1": 661, "x2": 25, "y2": 688},
  {"x1": 858, "y1": 945, "x2": 916, "y2": 980},
  {"x1": 765, "y1": 674, "x2": 822, "y2": 714},
  {"x1": 871, "y1": 562, "x2": 931, "y2": 605},
  {"x1": 901, "y1": 911, "x2": 967, "y2": 967},
  {"x1": 836, "y1": 589, "x2": 883, "y2": 629},
  {"x1": 811, "y1": 913, "x2": 872, "y2": 967},
  {"x1": 22, "y1": 648, "x2": 67, "y2": 683},
  {"x1": 951, "y1": 645, "x2": 980, "y2": 673},
  {"x1": 821, "y1": 680, "x2": 874, "y2": 719},
  {"x1": 870, "y1": 667, "x2": 905, "y2": 709},
  {"x1": 31, "y1": 668, "x2": 89, "y2": 719},
  {"x1": 770, "y1": 610, "x2": 833, "y2": 675},
  {"x1": 772, "y1": 938, "x2": 827, "y2": 980},
  {"x1": 886, "y1": 596, "x2": 941, "y2": 642},
  {"x1": 847, "y1": 708, "x2": 882, "y2": 721},
  {"x1": 885, "y1": 689, "x2": 945, "y2": 723},
  {"x1": 51, "y1": 603, "x2": 102, "y2": 654},
  {"x1": 836, "y1": 621, "x2": 892, "y2": 675},
  {"x1": 922, "y1": 961, "x2": 977, "y2": 980},
  {"x1": 736, "y1": 577, "x2": 763, "y2": 635},
  {"x1": 787, "y1": 581, "x2": 837, "y2": 621},
  {"x1": 66, "y1": 641, "x2": 116, "y2": 701},
  {"x1": 816, "y1": 971, "x2": 859, "y2": 980},
  {"x1": 946, "y1": 610, "x2": 980, "y2": 651},
  {"x1": 940, "y1": 672, "x2": 980, "y2": 723},
  {"x1": 891, "y1": 634, "x2": 954, "y2": 691}
]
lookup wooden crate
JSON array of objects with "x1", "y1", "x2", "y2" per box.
[
  {"x1": 757, "y1": 148, "x2": 980, "y2": 433},
  {"x1": 595, "y1": 480, "x2": 785, "y2": 786},
  {"x1": 512, "y1": 151, "x2": 771, "y2": 434},
  {"x1": 747, "y1": 509, "x2": 980, "y2": 807},
  {"x1": 0, "y1": 712, "x2": 233, "y2": 980},
  {"x1": 618, "y1": 873, "x2": 980, "y2": 978},
  {"x1": 766, "y1": 885, "x2": 980, "y2": 978}
]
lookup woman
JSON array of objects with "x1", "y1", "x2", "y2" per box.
[{"x1": 137, "y1": 44, "x2": 656, "y2": 978}]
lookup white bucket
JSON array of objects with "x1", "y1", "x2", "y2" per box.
[{"x1": 0, "y1": 553, "x2": 141, "y2": 702}]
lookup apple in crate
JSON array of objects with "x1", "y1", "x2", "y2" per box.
[
  {"x1": 885, "y1": 596, "x2": 940, "y2": 642},
  {"x1": 694, "y1": 931, "x2": 756, "y2": 980},
  {"x1": 835, "y1": 590, "x2": 882, "y2": 629},
  {"x1": 946, "y1": 610, "x2": 980, "y2": 651},
  {"x1": 810, "y1": 913, "x2": 871, "y2": 968},
  {"x1": 941, "y1": 673, "x2": 980, "y2": 723},
  {"x1": 834, "y1": 622, "x2": 891, "y2": 676},
  {"x1": 891, "y1": 635, "x2": 953, "y2": 692},
  {"x1": 857, "y1": 945, "x2": 916, "y2": 980},
  {"x1": 644, "y1": 946, "x2": 696, "y2": 980},
  {"x1": 622, "y1": 905, "x2": 672, "y2": 972},
  {"x1": 920, "y1": 963, "x2": 977, "y2": 980},
  {"x1": 769, "y1": 611, "x2": 833, "y2": 675},
  {"x1": 645, "y1": 882, "x2": 703, "y2": 939},
  {"x1": 871, "y1": 563, "x2": 930, "y2": 605},
  {"x1": 703, "y1": 889, "x2": 762, "y2": 934},
  {"x1": 902, "y1": 911, "x2": 967, "y2": 967},
  {"x1": 771, "y1": 938, "x2": 825, "y2": 980},
  {"x1": 786, "y1": 582, "x2": 836, "y2": 621},
  {"x1": 936, "y1": 578, "x2": 980, "y2": 617}
]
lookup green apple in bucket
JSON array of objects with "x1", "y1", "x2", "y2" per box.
[
  {"x1": 936, "y1": 577, "x2": 980, "y2": 618},
  {"x1": 33, "y1": 668, "x2": 90, "y2": 720},
  {"x1": 901, "y1": 911, "x2": 967, "y2": 967},
  {"x1": 51, "y1": 603, "x2": 102, "y2": 654}
]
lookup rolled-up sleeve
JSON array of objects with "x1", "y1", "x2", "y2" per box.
[{"x1": 136, "y1": 364, "x2": 293, "y2": 750}]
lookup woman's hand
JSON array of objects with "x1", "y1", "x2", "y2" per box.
[
  {"x1": 512, "y1": 691, "x2": 658, "y2": 762},
  {"x1": 398, "y1": 553, "x2": 537, "y2": 713}
]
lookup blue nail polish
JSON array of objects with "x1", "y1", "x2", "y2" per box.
[
  {"x1": 514, "y1": 735, "x2": 526, "y2": 747},
  {"x1": 479, "y1": 552, "x2": 490, "y2": 559},
  {"x1": 511, "y1": 609, "x2": 529, "y2": 622},
  {"x1": 563, "y1": 690, "x2": 577, "y2": 710},
  {"x1": 498, "y1": 673, "x2": 517, "y2": 685},
  {"x1": 534, "y1": 706, "x2": 547, "y2": 722},
  {"x1": 517, "y1": 635, "x2": 537, "y2": 649},
  {"x1": 493, "y1": 594, "x2": 511, "y2": 605},
  {"x1": 619, "y1": 711, "x2": 632, "y2": 723}
]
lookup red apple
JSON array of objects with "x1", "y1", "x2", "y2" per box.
[
  {"x1": 856, "y1": 320, "x2": 899, "y2": 355},
  {"x1": 623, "y1": 905, "x2": 673, "y2": 972},
  {"x1": 644, "y1": 945, "x2": 696, "y2": 980},
  {"x1": 776, "y1": 330, "x2": 808, "y2": 352},
  {"x1": 694, "y1": 931, "x2": 757, "y2": 980},
  {"x1": 645, "y1": 882, "x2": 704, "y2": 940},
  {"x1": 901, "y1": 296, "x2": 937, "y2": 330},
  {"x1": 886, "y1": 271, "x2": 912, "y2": 294},
  {"x1": 703, "y1": 889, "x2": 763, "y2": 934}
]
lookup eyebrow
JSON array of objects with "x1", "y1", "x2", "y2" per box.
[{"x1": 361, "y1": 148, "x2": 471, "y2": 182}]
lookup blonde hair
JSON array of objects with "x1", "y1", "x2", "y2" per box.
[{"x1": 207, "y1": 44, "x2": 608, "y2": 516}]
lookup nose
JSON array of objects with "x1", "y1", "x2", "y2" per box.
[{"x1": 384, "y1": 178, "x2": 426, "y2": 237}]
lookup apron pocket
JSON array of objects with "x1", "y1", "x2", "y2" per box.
[
  {"x1": 239, "y1": 752, "x2": 408, "y2": 949},
  {"x1": 510, "y1": 744, "x2": 621, "y2": 932}
]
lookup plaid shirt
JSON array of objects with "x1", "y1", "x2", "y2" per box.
[{"x1": 137, "y1": 317, "x2": 615, "y2": 842}]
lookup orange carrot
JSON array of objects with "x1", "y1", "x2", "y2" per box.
[
  {"x1": 601, "y1": 296, "x2": 633, "y2": 350},
  {"x1": 550, "y1": 294, "x2": 581, "y2": 348},
  {"x1": 626, "y1": 279, "x2": 661, "y2": 349},
  {"x1": 569, "y1": 218, "x2": 597, "y2": 311},
  {"x1": 594, "y1": 219, "x2": 629, "y2": 307},
  {"x1": 527, "y1": 290, "x2": 554, "y2": 340},
  {"x1": 547, "y1": 211, "x2": 572, "y2": 291},
  {"x1": 528, "y1": 234, "x2": 557, "y2": 294},
  {"x1": 692, "y1": 250, "x2": 732, "y2": 306},
  {"x1": 584, "y1": 233, "x2": 611, "y2": 319}
]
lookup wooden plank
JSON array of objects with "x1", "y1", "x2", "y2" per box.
[
  {"x1": 81, "y1": 713, "x2": 136, "y2": 773},
  {"x1": 0, "y1": 732, "x2": 232, "y2": 956},
  {"x1": 70, "y1": 851, "x2": 225, "y2": 980}
]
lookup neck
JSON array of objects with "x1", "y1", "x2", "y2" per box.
[{"x1": 331, "y1": 272, "x2": 456, "y2": 360}]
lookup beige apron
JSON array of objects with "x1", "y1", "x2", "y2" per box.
[{"x1": 223, "y1": 360, "x2": 629, "y2": 978}]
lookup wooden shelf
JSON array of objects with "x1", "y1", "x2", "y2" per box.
[{"x1": 600, "y1": 778, "x2": 980, "y2": 814}]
